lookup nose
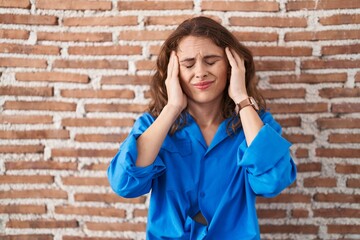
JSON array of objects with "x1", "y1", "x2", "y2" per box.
[{"x1": 195, "y1": 62, "x2": 208, "y2": 79}]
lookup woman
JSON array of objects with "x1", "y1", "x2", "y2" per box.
[{"x1": 108, "y1": 16, "x2": 296, "y2": 239}]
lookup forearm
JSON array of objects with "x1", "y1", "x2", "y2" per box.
[
  {"x1": 135, "y1": 105, "x2": 181, "y2": 167},
  {"x1": 239, "y1": 106, "x2": 263, "y2": 146}
]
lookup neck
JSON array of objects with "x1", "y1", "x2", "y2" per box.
[{"x1": 187, "y1": 100, "x2": 224, "y2": 128}]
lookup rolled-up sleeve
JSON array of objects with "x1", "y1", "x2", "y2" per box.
[
  {"x1": 107, "y1": 113, "x2": 166, "y2": 198},
  {"x1": 237, "y1": 112, "x2": 297, "y2": 197}
]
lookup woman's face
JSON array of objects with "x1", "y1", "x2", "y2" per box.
[{"x1": 176, "y1": 36, "x2": 228, "y2": 106}]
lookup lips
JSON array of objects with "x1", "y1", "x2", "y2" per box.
[{"x1": 193, "y1": 81, "x2": 214, "y2": 90}]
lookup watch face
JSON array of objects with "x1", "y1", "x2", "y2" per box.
[{"x1": 250, "y1": 97, "x2": 259, "y2": 111}]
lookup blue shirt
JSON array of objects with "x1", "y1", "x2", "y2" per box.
[{"x1": 108, "y1": 111, "x2": 297, "y2": 239}]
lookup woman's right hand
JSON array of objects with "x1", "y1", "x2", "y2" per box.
[{"x1": 165, "y1": 51, "x2": 187, "y2": 114}]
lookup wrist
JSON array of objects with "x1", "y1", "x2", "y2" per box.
[{"x1": 233, "y1": 94, "x2": 249, "y2": 105}]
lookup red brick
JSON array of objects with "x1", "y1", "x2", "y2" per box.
[
  {"x1": 283, "y1": 134, "x2": 314, "y2": 143},
  {"x1": 37, "y1": 0, "x2": 111, "y2": 10},
  {"x1": 75, "y1": 133, "x2": 127, "y2": 143},
  {"x1": 233, "y1": 31, "x2": 278, "y2": 42},
  {"x1": 118, "y1": 1, "x2": 193, "y2": 10},
  {"x1": 0, "y1": 0, "x2": 30, "y2": 8},
  {"x1": 135, "y1": 60, "x2": 156, "y2": 71},
  {"x1": 202, "y1": 1, "x2": 279, "y2": 12},
  {"x1": 329, "y1": 134, "x2": 360, "y2": 143},
  {"x1": 0, "y1": 130, "x2": 69, "y2": 139},
  {"x1": 320, "y1": 14, "x2": 360, "y2": 25},
  {"x1": 0, "y1": 175, "x2": 54, "y2": 184},
  {"x1": 63, "y1": 237, "x2": 130, "y2": 240},
  {"x1": 68, "y1": 45, "x2": 142, "y2": 56},
  {"x1": 0, "y1": 86, "x2": 52, "y2": 96},
  {"x1": 230, "y1": 16, "x2": 307, "y2": 27},
  {"x1": 149, "y1": 45, "x2": 162, "y2": 55},
  {"x1": 314, "y1": 208, "x2": 360, "y2": 218},
  {"x1": 259, "y1": 88, "x2": 306, "y2": 99},
  {"x1": 5, "y1": 160, "x2": 77, "y2": 171},
  {"x1": 301, "y1": 59, "x2": 360, "y2": 69},
  {"x1": 62, "y1": 176, "x2": 108, "y2": 186},
  {"x1": 0, "y1": 29, "x2": 29, "y2": 39},
  {"x1": 268, "y1": 103, "x2": 328, "y2": 114},
  {"x1": 291, "y1": 209, "x2": 309, "y2": 218},
  {"x1": 0, "y1": 189, "x2": 67, "y2": 199},
  {"x1": 295, "y1": 148, "x2": 309, "y2": 158},
  {"x1": 257, "y1": 194, "x2": 311, "y2": 203},
  {"x1": 250, "y1": 46, "x2": 312, "y2": 56},
  {"x1": 4, "y1": 101, "x2": 76, "y2": 112},
  {"x1": 0, "y1": 115, "x2": 53, "y2": 124},
  {"x1": 61, "y1": 89, "x2": 135, "y2": 99},
  {"x1": 61, "y1": 117, "x2": 134, "y2": 127},
  {"x1": 101, "y1": 75, "x2": 151, "y2": 85},
  {"x1": 286, "y1": 30, "x2": 360, "y2": 41},
  {"x1": 51, "y1": 148, "x2": 117, "y2": 158},
  {"x1": 297, "y1": 162, "x2": 321, "y2": 172},
  {"x1": 255, "y1": 60, "x2": 295, "y2": 71},
  {"x1": 53, "y1": 59, "x2": 128, "y2": 69},
  {"x1": 82, "y1": 163, "x2": 108, "y2": 171},
  {"x1": 332, "y1": 103, "x2": 360, "y2": 113},
  {"x1": 0, "y1": 57, "x2": 47, "y2": 68},
  {"x1": 303, "y1": 177, "x2": 337, "y2": 188},
  {"x1": 319, "y1": 88, "x2": 360, "y2": 98},
  {"x1": 16, "y1": 72, "x2": 89, "y2": 83},
  {"x1": 257, "y1": 209, "x2": 287, "y2": 218},
  {"x1": 261, "y1": 224, "x2": 318, "y2": 234},
  {"x1": 347, "y1": 178, "x2": 360, "y2": 188},
  {"x1": 0, "y1": 14, "x2": 57, "y2": 25},
  {"x1": 120, "y1": 30, "x2": 172, "y2": 41},
  {"x1": 0, "y1": 145, "x2": 44, "y2": 154},
  {"x1": 74, "y1": 193, "x2": 146, "y2": 204},
  {"x1": 145, "y1": 15, "x2": 197, "y2": 25},
  {"x1": 0, "y1": 235, "x2": 53, "y2": 240},
  {"x1": 0, "y1": 43, "x2": 60, "y2": 55},
  {"x1": 335, "y1": 164, "x2": 360, "y2": 174},
  {"x1": 322, "y1": 44, "x2": 360, "y2": 55},
  {"x1": 0, "y1": 204, "x2": 46, "y2": 214},
  {"x1": 269, "y1": 73, "x2": 347, "y2": 84},
  {"x1": 133, "y1": 209, "x2": 148, "y2": 217},
  {"x1": 55, "y1": 205, "x2": 126, "y2": 218},
  {"x1": 316, "y1": 148, "x2": 360, "y2": 158},
  {"x1": 37, "y1": 32, "x2": 112, "y2": 42},
  {"x1": 86, "y1": 221, "x2": 146, "y2": 232},
  {"x1": 275, "y1": 117, "x2": 301, "y2": 127},
  {"x1": 286, "y1": 0, "x2": 359, "y2": 11},
  {"x1": 327, "y1": 224, "x2": 360, "y2": 234},
  {"x1": 63, "y1": 16, "x2": 137, "y2": 26},
  {"x1": 7, "y1": 219, "x2": 78, "y2": 229},
  {"x1": 317, "y1": 118, "x2": 360, "y2": 129},
  {"x1": 85, "y1": 103, "x2": 147, "y2": 113},
  {"x1": 356, "y1": 72, "x2": 360, "y2": 82},
  {"x1": 314, "y1": 193, "x2": 360, "y2": 203}
]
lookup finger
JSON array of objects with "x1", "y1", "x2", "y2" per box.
[
  {"x1": 172, "y1": 52, "x2": 179, "y2": 79},
  {"x1": 231, "y1": 48, "x2": 245, "y2": 70},
  {"x1": 167, "y1": 51, "x2": 174, "y2": 78},
  {"x1": 225, "y1": 47, "x2": 237, "y2": 68}
]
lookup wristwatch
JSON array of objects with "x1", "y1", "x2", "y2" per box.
[{"x1": 235, "y1": 96, "x2": 259, "y2": 114}]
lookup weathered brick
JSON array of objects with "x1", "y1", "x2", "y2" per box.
[
  {"x1": 101, "y1": 75, "x2": 151, "y2": 85},
  {"x1": 0, "y1": 175, "x2": 54, "y2": 184},
  {"x1": 316, "y1": 148, "x2": 360, "y2": 158},
  {"x1": 62, "y1": 176, "x2": 108, "y2": 186},
  {"x1": 322, "y1": 44, "x2": 360, "y2": 55},
  {"x1": 61, "y1": 89, "x2": 135, "y2": 99},
  {"x1": 68, "y1": 45, "x2": 142, "y2": 56},
  {"x1": 145, "y1": 15, "x2": 196, "y2": 25},
  {"x1": 283, "y1": 134, "x2": 314, "y2": 143},
  {"x1": 257, "y1": 209, "x2": 287, "y2": 219},
  {"x1": 0, "y1": 14, "x2": 57, "y2": 25},
  {"x1": 230, "y1": 16, "x2": 307, "y2": 27},
  {"x1": 319, "y1": 88, "x2": 360, "y2": 98},
  {"x1": 233, "y1": 31, "x2": 278, "y2": 42},
  {"x1": 301, "y1": 59, "x2": 360, "y2": 69},
  {"x1": 317, "y1": 118, "x2": 360, "y2": 129},
  {"x1": 118, "y1": 1, "x2": 193, "y2": 10},
  {"x1": 37, "y1": 0, "x2": 111, "y2": 10},
  {"x1": 260, "y1": 88, "x2": 306, "y2": 99},
  {"x1": 136, "y1": 60, "x2": 156, "y2": 71},
  {"x1": 86, "y1": 221, "x2": 146, "y2": 232},
  {"x1": 120, "y1": 30, "x2": 172, "y2": 41},
  {"x1": 329, "y1": 134, "x2": 360, "y2": 143},
  {"x1": 0, "y1": 189, "x2": 67, "y2": 199},
  {"x1": 202, "y1": 1, "x2": 279, "y2": 12},
  {"x1": 295, "y1": 148, "x2": 309, "y2": 158},
  {"x1": 52, "y1": 148, "x2": 117, "y2": 158},
  {"x1": 16, "y1": 72, "x2": 89, "y2": 83},
  {"x1": 82, "y1": 163, "x2": 108, "y2": 171},
  {"x1": 5, "y1": 160, "x2": 77, "y2": 171},
  {"x1": 85, "y1": 103, "x2": 147, "y2": 113},
  {"x1": 286, "y1": 30, "x2": 360, "y2": 41},
  {"x1": 0, "y1": 57, "x2": 47, "y2": 68},
  {"x1": 314, "y1": 208, "x2": 360, "y2": 218},
  {"x1": 55, "y1": 205, "x2": 126, "y2": 218},
  {"x1": 303, "y1": 177, "x2": 337, "y2": 188},
  {"x1": 320, "y1": 14, "x2": 360, "y2": 25},
  {"x1": 0, "y1": 29, "x2": 29, "y2": 39},
  {"x1": 327, "y1": 224, "x2": 360, "y2": 234},
  {"x1": 314, "y1": 193, "x2": 360, "y2": 203},
  {"x1": 347, "y1": 179, "x2": 360, "y2": 188},
  {"x1": 269, "y1": 73, "x2": 347, "y2": 84},
  {"x1": 0, "y1": 204, "x2": 46, "y2": 214},
  {"x1": 250, "y1": 46, "x2": 312, "y2": 56},
  {"x1": 7, "y1": 219, "x2": 78, "y2": 229},
  {"x1": 0, "y1": 115, "x2": 53, "y2": 124},
  {"x1": 286, "y1": 0, "x2": 359, "y2": 11},
  {"x1": 291, "y1": 209, "x2": 309, "y2": 218},
  {"x1": 0, "y1": 86, "x2": 52, "y2": 96},
  {"x1": 0, "y1": 43, "x2": 60, "y2": 55},
  {"x1": 0, "y1": 235, "x2": 53, "y2": 240},
  {"x1": 61, "y1": 117, "x2": 134, "y2": 127},
  {"x1": 63, "y1": 16, "x2": 137, "y2": 26},
  {"x1": 74, "y1": 193, "x2": 146, "y2": 204},
  {"x1": 0, "y1": 0, "x2": 30, "y2": 8},
  {"x1": 133, "y1": 209, "x2": 148, "y2": 217},
  {"x1": 53, "y1": 59, "x2": 128, "y2": 69},
  {"x1": 268, "y1": 103, "x2": 328, "y2": 114},
  {"x1": 257, "y1": 194, "x2": 311, "y2": 203},
  {"x1": 261, "y1": 224, "x2": 318, "y2": 234},
  {"x1": 0, "y1": 145, "x2": 44, "y2": 154},
  {"x1": 335, "y1": 164, "x2": 360, "y2": 174},
  {"x1": 297, "y1": 162, "x2": 321, "y2": 172},
  {"x1": 75, "y1": 133, "x2": 127, "y2": 143},
  {"x1": 37, "y1": 32, "x2": 112, "y2": 42},
  {"x1": 275, "y1": 117, "x2": 301, "y2": 127},
  {"x1": 255, "y1": 60, "x2": 295, "y2": 71},
  {"x1": 331, "y1": 103, "x2": 360, "y2": 113},
  {"x1": 4, "y1": 101, "x2": 76, "y2": 112},
  {"x1": 0, "y1": 130, "x2": 69, "y2": 139}
]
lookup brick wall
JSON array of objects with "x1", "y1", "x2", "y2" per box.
[{"x1": 0, "y1": 0, "x2": 359, "y2": 239}]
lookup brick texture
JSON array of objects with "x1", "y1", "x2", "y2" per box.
[{"x1": 0, "y1": 0, "x2": 359, "y2": 239}]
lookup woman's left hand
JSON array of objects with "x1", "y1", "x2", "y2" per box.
[{"x1": 225, "y1": 47, "x2": 248, "y2": 104}]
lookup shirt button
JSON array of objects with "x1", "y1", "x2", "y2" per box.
[{"x1": 200, "y1": 192, "x2": 205, "y2": 197}]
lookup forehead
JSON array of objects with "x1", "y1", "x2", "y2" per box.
[{"x1": 177, "y1": 36, "x2": 223, "y2": 57}]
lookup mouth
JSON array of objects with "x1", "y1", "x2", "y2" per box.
[{"x1": 193, "y1": 81, "x2": 214, "y2": 90}]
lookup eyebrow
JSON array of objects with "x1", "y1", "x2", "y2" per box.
[{"x1": 179, "y1": 55, "x2": 222, "y2": 63}]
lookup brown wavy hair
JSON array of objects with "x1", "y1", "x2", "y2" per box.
[{"x1": 148, "y1": 16, "x2": 266, "y2": 134}]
